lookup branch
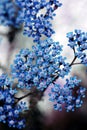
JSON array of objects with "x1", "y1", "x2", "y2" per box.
[
  {"x1": 69, "y1": 56, "x2": 77, "y2": 66},
  {"x1": 72, "y1": 62, "x2": 82, "y2": 65},
  {"x1": 15, "y1": 92, "x2": 32, "y2": 102},
  {"x1": 42, "y1": 50, "x2": 77, "y2": 93}
]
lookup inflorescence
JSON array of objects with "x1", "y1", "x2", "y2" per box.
[
  {"x1": 11, "y1": 38, "x2": 65, "y2": 91},
  {"x1": 49, "y1": 76, "x2": 86, "y2": 112},
  {"x1": 0, "y1": 0, "x2": 22, "y2": 28},
  {"x1": 0, "y1": 74, "x2": 27, "y2": 129},
  {"x1": 67, "y1": 29, "x2": 87, "y2": 65},
  {"x1": 11, "y1": 32, "x2": 87, "y2": 112},
  {"x1": 0, "y1": 0, "x2": 87, "y2": 129},
  {"x1": 15, "y1": 0, "x2": 62, "y2": 42}
]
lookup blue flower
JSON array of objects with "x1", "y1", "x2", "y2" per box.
[
  {"x1": 49, "y1": 76, "x2": 86, "y2": 112},
  {"x1": 67, "y1": 29, "x2": 87, "y2": 65},
  {"x1": 15, "y1": 0, "x2": 62, "y2": 42},
  {"x1": 0, "y1": 0, "x2": 22, "y2": 28},
  {"x1": 0, "y1": 74, "x2": 26, "y2": 129},
  {"x1": 11, "y1": 38, "x2": 69, "y2": 91}
]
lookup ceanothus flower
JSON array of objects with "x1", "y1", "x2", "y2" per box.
[
  {"x1": 49, "y1": 76, "x2": 86, "y2": 112},
  {"x1": 11, "y1": 38, "x2": 71, "y2": 91},
  {"x1": 67, "y1": 29, "x2": 87, "y2": 65},
  {"x1": 0, "y1": 0, "x2": 22, "y2": 28},
  {"x1": 15, "y1": 0, "x2": 62, "y2": 42},
  {"x1": 0, "y1": 74, "x2": 26, "y2": 129}
]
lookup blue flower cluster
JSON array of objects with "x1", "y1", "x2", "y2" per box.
[
  {"x1": 0, "y1": 74, "x2": 26, "y2": 129},
  {"x1": 0, "y1": 0, "x2": 22, "y2": 28},
  {"x1": 49, "y1": 76, "x2": 86, "y2": 112},
  {"x1": 15, "y1": 0, "x2": 62, "y2": 42},
  {"x1": 1, "y1": 0, "x2": 87, "y2": 128},
  {"x1": 67, "y1": 29, "x2": 87, "y2": 65},
  {"x1": 9, "y1": 29, "x2": 87, "y2": 113},
  {"x1": 11, "y1": 38, "x2": 72, "y2": 91}
]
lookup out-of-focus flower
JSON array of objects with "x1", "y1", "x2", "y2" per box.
[
  {"x1": 0, "y1": 0, "x2": 22, "y2": 28},
  {"x1": 0, "y1": 73, "x2": 27, "y2": 129}
]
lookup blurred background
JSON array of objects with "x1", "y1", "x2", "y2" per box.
[{"x1": 0, "y1": 0, "x2": 87, "y2": 130}]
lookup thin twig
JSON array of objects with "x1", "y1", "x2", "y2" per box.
[
  {"x1": 69, "y1": 56, "x2": 77, "y2": 66},
  {"x1": 15, "y1": 92, "x2": 32, "y2": 102},
  {"x1": 72, "y1": 62, "x2": 82, "y2": 65}
]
